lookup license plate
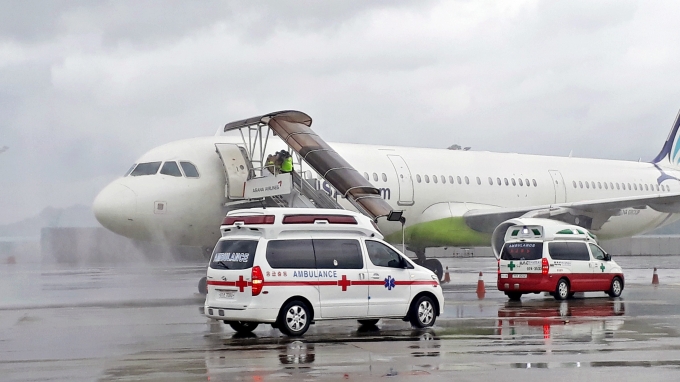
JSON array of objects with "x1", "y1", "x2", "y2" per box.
[
  {"x1": 512, "y1": 274, "x2": 527, "y2": 279},
  {"x1": 218, "y1": 290, "x2": 235, "y2": 299}
]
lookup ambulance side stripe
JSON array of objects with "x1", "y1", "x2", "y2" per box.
[{"x1": 208, "y1": 279, "x2": 438, "y2": 288}]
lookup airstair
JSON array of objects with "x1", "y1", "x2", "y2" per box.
[{"x1": 214, "y1": 110, "x2": 402, "y2": 223}]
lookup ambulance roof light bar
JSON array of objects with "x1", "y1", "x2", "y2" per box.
[{"x1": 282, "y1": 214, "x2": 357, "y2": 225}]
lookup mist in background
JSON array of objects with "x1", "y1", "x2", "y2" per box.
[{"x1": 2, "y1": 0, "x2": 680, "y2": 226}]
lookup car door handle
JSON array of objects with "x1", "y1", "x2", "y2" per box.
[{"x1": 371, "y1": 273, "x2": 380, "y2": 280}]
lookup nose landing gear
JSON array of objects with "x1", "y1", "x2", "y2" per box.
[{"x1": 413, "y1": 249, "x2": 444, "y2": 281}]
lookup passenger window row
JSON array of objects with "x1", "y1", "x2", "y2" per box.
[
  {"x1": 360, "y1": 169, "x2": 672, "y2": 193},
  {"x1": 571, "y1": 180, "x2": 669, "y2": 192},
  {"x1": 364, "y1": 172, "x2": 389, "y2": 182},
  {"x1": 414, "y1": 174, "x2": 539, "y2": 188},
  {"x1": 127, "y1": 161, "x2": 200, "y2": 178}
]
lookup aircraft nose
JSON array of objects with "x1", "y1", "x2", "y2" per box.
[{"x1": 93, "y1": 182, "x2": 137, "y2": 236}]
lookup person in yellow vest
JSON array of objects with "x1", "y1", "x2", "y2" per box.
[
  {"x1": 264, "y1": 154, "x2": 276, "y2": 175},
  {"x1": 280, "y1": 150, "x2": 293, "y2": 173}
]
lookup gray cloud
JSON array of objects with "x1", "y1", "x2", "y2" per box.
[{"x1": 2, "y1": 0, "x2": 680, "y2": 224}]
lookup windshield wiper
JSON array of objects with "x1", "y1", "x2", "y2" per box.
[{"x1": 217, "y1": 261, "x2": 230, "y2": 269}]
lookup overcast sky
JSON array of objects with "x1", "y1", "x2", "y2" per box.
[{"x1": 2, "y1": 0, "x2": 680, "y2": 224}]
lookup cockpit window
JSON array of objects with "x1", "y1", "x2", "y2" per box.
[
  {"x1": 124, "y1": 164, "x2": 137, "y2": 177},
  {"x1": 130, "y1": 162, "x2": 161, "y2": 176},
  {"x1": 160, "y1": 161, "x2": 182, "y2": 177},
  {"x1": 180, "y1": 161, "x2": 199, "y2": 178}
]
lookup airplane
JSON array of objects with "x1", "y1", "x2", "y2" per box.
[{"x1": 93, "y1": 109, "x2": 680, "y2": 284}]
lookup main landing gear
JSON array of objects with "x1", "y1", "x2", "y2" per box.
[{"x1": 414, "y1": 249, "x2": 444, "y2": 281}]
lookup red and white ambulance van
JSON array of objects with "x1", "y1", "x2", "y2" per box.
[
  {"x1": 204, "y1": 208, "x2": 444, "y2": 336},
  {"x1": 495, "y1": 218, "x2": 624, "y2": 301}
]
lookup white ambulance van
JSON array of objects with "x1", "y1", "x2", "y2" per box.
[
  {"x1": 495, "y1": 218, "x2": 624, "y2": 301},
  {"x1": 204, "y1": 208, "x2": 444, "y2": 336}
]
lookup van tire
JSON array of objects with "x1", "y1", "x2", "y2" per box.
[
  {"x1": 506, "y1": 292, "x2": 522, "y2": 301},
  {"x1": 228, "y1": 321, "x2": 259, "y2": 333},
  {"x1": 608, "y1": 277, "x2": 623, "y2": 297},
  {"x1": 408, "y1": 295, "x2": 436, "y2": 328},
  {"x1": 358, "y1": 319, "x2": 380, "y2": 326},
  {"x1": 198, "y1": 276, "x2": 208, "y2": 295},
  {"x1": 278, "y1": 300, "x2": 311, "y2": 337},
  {"x1": 554, "y1": 279, "x2": 570, "y2": 300}
]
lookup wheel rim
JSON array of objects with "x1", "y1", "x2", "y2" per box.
[
  {"x1": 558, "y1": 282, "x2": 568, "y2": 298},
  {"x1": 612, "y1": 280, "x2": 621, "y2": 295},
  {"x1": 418, "y1": 300, "x2": 434, "y2": 325},
  {"x1": 285, "y1": 305, "x2": 307, "y2": 332}
]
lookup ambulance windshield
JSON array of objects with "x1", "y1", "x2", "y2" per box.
[
  {"x1": 500, "y1": 242, "x2": 543, "y2": 261},
  {"x1": 210, "y1": 240, "x2": 257, "y2": 270}
]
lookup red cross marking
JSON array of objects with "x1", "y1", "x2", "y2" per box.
[
  {"x1": 338, "y1": 275, "x2": 351, "y2": 291},
  {"x1": 236, "y1": 275, "x2": 248, "y2": 292}
]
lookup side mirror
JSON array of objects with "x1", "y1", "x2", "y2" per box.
[{"x1": 604, "y1": 253, "x2": 611, "y2": 261}]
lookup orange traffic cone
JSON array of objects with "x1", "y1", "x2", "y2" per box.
[
  {"x1": 443, "y1": 266, "x2": 451, "y2": 283},
  {"x1": 652, "y1": 267, "x2": 659, "y2": 285},
  {"x1": 476, "y1": 272, "x2": 485, "y2": 299}
]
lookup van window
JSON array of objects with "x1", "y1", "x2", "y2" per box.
[
  {"x1": 210, "y1": 240, "x2": 257, "y2": 270},
  {"x1": 313, "y1": 239, "x2": 363, "y2": 269},
  {"x1": 365, "y1": 240, "x2": 409, "y2": 268},
  {"x1": 500, "y1": 242, "x2": 543, "y2": 260},
  {"x1": 589, "y1": 243, "x2": 606, "y2": 260},
  {"x1": 549, "y1": 242, "x2": 590, "y2": 261},
  {"x1": 266, "y1": 240, "x2": 316, "y2": 269}
]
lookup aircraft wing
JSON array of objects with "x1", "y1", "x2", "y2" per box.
[{"x1": 463, "y1": 192, "x2": 680, "y2": 233}]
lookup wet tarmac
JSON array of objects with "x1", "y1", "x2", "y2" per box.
[{"x1": 2, "y1": 257, "x2": 680, "y2": 381}]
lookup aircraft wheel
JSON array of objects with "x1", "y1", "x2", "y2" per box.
[
  {"x1": 424, "y1": 259, "x2": 444, "y2": 281},
  {"x1": 198, "y1": 276, "x2": 208, "y2": 295}
]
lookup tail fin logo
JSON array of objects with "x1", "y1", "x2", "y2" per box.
[{"x1": 653, "y1": 109, "x2": 680, "y2": 166}]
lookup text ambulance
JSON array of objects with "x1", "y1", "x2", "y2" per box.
[
  {"x1": 495, "y1": 218, "x2": 624, "y2": 301},
  {"x1": 204, "y1": 208, "x2": 444, "y2": 336}
]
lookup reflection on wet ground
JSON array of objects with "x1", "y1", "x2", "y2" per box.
[{"x1": 3, "y1": 258, "x2": 680, "y2": 381}]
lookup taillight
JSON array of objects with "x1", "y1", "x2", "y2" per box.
[
  {"x1": 252, "y1": 266, "x2": 264, "y2": 296},
  {"x1": 222, "y1": 215, "x2": 275, "y2": 225},
  {"x1": 497, "y1": 259, "x2": 500, "y2": 275},
  {"x1": 542, "y1": 258, "x2": 549, "y2": 275}
]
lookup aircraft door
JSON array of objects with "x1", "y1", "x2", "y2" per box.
[
  {"x1": 548, "y1": 170, "x2": 566, "y2": 203},
  {"x1": 387, "y1": 155, "x2": 415, "y2": 206},
  {"x1": 215, "y1": 143, "x2": 251, "y2": 199}
]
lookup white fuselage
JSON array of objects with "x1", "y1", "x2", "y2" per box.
[{"x1": 93, "y1": 134, "x2": 680, "y2": 251}]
